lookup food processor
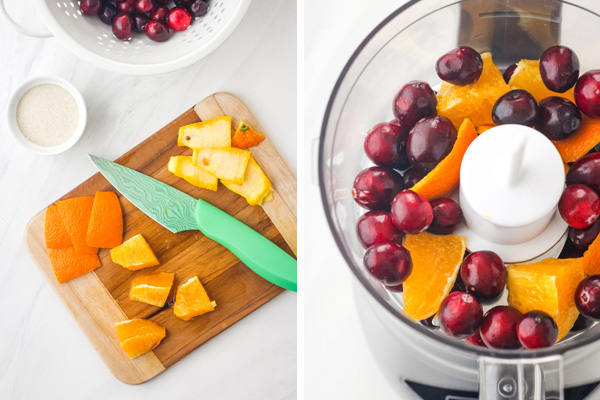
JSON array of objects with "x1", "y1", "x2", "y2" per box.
[{"x1": 319, "y1": 0, "x2": 600, "y2": 398}]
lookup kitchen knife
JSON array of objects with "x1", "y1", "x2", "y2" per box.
[{"x1": 89, "y1": 155, "x2": 297, "y2": 292}]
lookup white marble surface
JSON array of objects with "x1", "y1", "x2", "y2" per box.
[{"x1": 0, "y1": 1, "x2": 296, "y2": 399}]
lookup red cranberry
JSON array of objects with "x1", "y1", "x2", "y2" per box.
[
  {"x1": 536, "y1": 97, "x2": 581, "y2": 141},
  {"x1": 134, "y1": 0, "x2": 155, "y2": 13},
  {"x1": 569, "y1": 220, "x2": 600, "y2": 251},
  {"x1": 480, "y1": 306, "x2": 523, "y2": 349},
  {"x1": 189, "y1": 0, "x2": 209, "y2": 17},
  {"x1": 116, "y1": 0, "x2": 135, "y2": 13},
  {"x1": 145, "y1": 20, "x2": 170, "y2": 42},
  {"x1": 540, "y1": 45, "x2": 579, "y2": 93},
  {"x1": 386, "y1": 283, "x2": 404, "y2": 292},
  {"x1": 492, "y1": 89, "x2": 538, "y2": 127},
  {"x1": 150, "y1": 6, "x2": 169, "y2": 22},
  {"x1": 571, "y1": 314, "x2": 594, "y2": 332},
  {"x1": 575, "y1": 70, "x2": 600, "y2": 118},
  {"x1": 566, "y1": 153, "x2": 600, "y2": 195},
  {"x1": 98, "y1": 2, "x2": 118, "y2": 24},
  {"x1": 438, "y1": 291, "x2": 483, "y2": 338},
  {"x1": 402, "y1": 166, "x2": 427, "y2": 189},
  {"x1": 460, "y1": 251, "x2": 506, "y2": 300},
  {"x1": 392, "y1": 81, "x2": 437, "y2": 129},
  {"x1": 364, "y1": 121, "x2": 410, "y2": 169},
  {"x1": 464, "y1": 330, "x2": 486, "y2": 347},
  {"x1": 503, "y1": 64, "x2": 517, "y2": 83},
  {"x1": 352, "y1": 167, "x2": 404, "y2": 210},
  {"x1": 155, "y1": 0, "x2": 170, "y2": 4},
  {"x1": 390, "y1": 190, "x2": 434, "y2": 234},
  {"x1": 407, "y1": 116, "x2": 457, "y2": 171},
  {"x1": 357, "y1": 210, "x2": 404, "y2": 248},
  {"x1": 428, "y1": 198, "x2": 462, "y2": 235},
  {"x1": 112, "y1": 13, "x2": 134, "y2": 40},
  {"x1": 363, "y1": 242, "x2": 412, "y2": 286},
  {"x1": 558, "y1": 184, "x2": 600, "y2": 229},
  {"x1": 168, "y1": 7, "x2": 192, "y2": 31},
  {"x1": 132, "y1": 13, "x2": 149, "y2": 33},
  {"x1": 80, "y1": 0, "x2": 102, "y2": 15},
  {"x1": 435, "y1": 46, "x2": 483, "y2": 86},
  {"x1": 559, "y1": 238, "x2": 585, "y2": 259},
  {"x1": 516, "y1": 311, "x2": 559, "y2": 349},
  {"x1": 575, "y1": 275, "x2": 600, "y2": 319}
]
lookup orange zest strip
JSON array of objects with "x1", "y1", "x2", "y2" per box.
[{"x1": 552, "y1": 118, "x2": 600, "y2": 164}]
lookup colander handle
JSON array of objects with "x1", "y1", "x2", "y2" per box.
[{"x1": 0, "y1": 0, "x2": 52, "y2": 38}]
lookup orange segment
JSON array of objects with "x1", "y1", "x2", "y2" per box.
[
  {"x1": 411, "y1": 118, "x2": 477, "y2": 199},
  {"x1": 552, "y1": 118, "x2": 600, "y2": 163},
  {"x1": 45, "y1": 205, "x2": 72, "y2": 249},
  {"x1": 583, "y1": 232, "x2": 600, "y2": 275},
  {"x1": 508, "y1": 59, "x2": 576, "y2": 103},
  {"x1": 437, "y1": 52, "x2": 510, "y2": 129},
  {"x1": 56, "y1": 197, "x2": 99, "y2": 255},
  {"x1": 173, "y1": 276, "x2": 216, "y2": 321},
  {"x1": 110, "y1": 234, "x2": 159, "y2": 271},
  {"x1": 507, "y1": 258, "x2": 583, "y2": 341},
  {"x1": 231, "y1": 121, "x2": 265, "y2": 149},
  {"x1": 129, "y1": 272, "x2": 175, "y2": 307},
  {"x1": 115, "y1": 319, "x2": 166, "y2": 359},
  {"x1": 402, "y1": 232, "x2": 467, "y2": 321},
  {"x1": 476, "y1": 125, "x2": 495, "y2": 135},
  {"x1": 49, "y1": 247, "x2": 101, "y2": 284},
  {"x1": 86, "y1": 191, "x2": 123, "y2": 248}
]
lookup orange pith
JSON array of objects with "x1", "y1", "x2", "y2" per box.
[
  {"x1": 86, "y1": 191, "x2": 123, "y2": 248},
  {"x1": 56, "y1": 197, "x2": 99, "y2": 255},
  {"x1": 49, "y1": 247, "x2": 101, "y2": 284},
  {"x1": 411, "y1": 118, "x2": 477, "y2": 200},
  {"x1": 173, "y1": 276, "x2": 216, "y2": 321},
  {"x1": 115, "y1": 319, "x2": 166, "y2": 359},
  {"x1": 507, "y1": 258, "x2": 583, "y2": 341},
  {"x1": 508, "y1": 59, "x2": 576, "y2": 103},
  {"x1": 402, "y1": 232, "x2": 467, "y2": 321},
  {"x1": 552, "y1": 118, "x2": 600, "y2": 164},
  {"x1": 129, "y1": 272, "x2": 175, "y2": 307},
  {"x1": 45, "y1": 205, "x2": 72, "y2": 249},
  {"x1": 110, "y1": 234, "x2": 159, "y2": 271},
  {"x1": 437, "y1": 52, "x2": 510, "y2": 129}
]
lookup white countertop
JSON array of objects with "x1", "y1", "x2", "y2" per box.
[{"x1": 0, "y1": 1, "x2": 296, "y2": 399}]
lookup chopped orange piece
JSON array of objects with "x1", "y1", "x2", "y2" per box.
[
  {"x1": 552, "y1": 118, "x2": 600, "y2": 163},
  {"x1": 583, "y1": 233, "x2": 600, "y2": 276},
  {"x1": 402, "y1": 232, "x2": 467, "y2": 321},
  {"x1": 173, "y1": 276, "x2": 216, "y2": 321},
  {"x1": 507, "y1": 258, "x2": 584, "y2": 341},
  {"x1": 129, "y1": 272, "x2": 175, "y2": 307},
  {"x1": 110, "y1": 234, "x2": 159, "y2": 271},
  {"x1": 45, "y1": 205, "x2": 72, "y2": 249},
  {"x1": 49, "y1": 247, "x2": 101, "y2": 284},
  {"x1": 411, "y1": 119, "x2": 477, "y2": 199},
  {"x1": 86, "y1": 191, "x2": 123, "y2": 249},
  {"x1": 437, "y1": 52, "x2": 510, "y2": 129},
  {"x1": 115, "y1": 319, "x2": 166, "y2": 359},
  {"x1": 231, "y1": 121, "x2": 265, "y2": 149},
  {"x1": 476, "y1": 125, "x2": 495, "y2": 134},
  {"x1": 508, "y1": 59, "x2": 576, "y2": 103},
  {"x1": 57, "y1": 197, "x2": 99, "y2": 255}
]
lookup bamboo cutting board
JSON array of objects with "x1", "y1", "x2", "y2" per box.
[{"x1": 23, "y1": 93, "x2": 297, "y2": 384}]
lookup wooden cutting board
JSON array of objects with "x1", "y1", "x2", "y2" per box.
[{"x1": 23, "y1": 92, "x2": 297, "y2": 384}]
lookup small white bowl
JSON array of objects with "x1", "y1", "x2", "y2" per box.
[{"x1": 7, "y1": 76, "x2": 87, "y2": 155}]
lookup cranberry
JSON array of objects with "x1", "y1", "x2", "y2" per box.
[
  {"x1": 132, "y1": 13, "x2": 149, "y2": 33},
  {"x1": 503, "y1": 64, "x2": 517, "y2": 83},
  {"x1": 80, "y1": 0, "x2": 102, "y2": 15},
  {"x1": 492, "y1": 89, "x2": 538, "y2": 127},
  {"x1": 116, "y1": 0, "x2": 135, "y2": 13},
  {"x1": 363, "y1": 242, "x2": 412, "y2": 286},
  {"x1": 189, "y1": 0, "x2": 209, "y2": 17},
  {"x1": 356, "y1": 210, "x2": 404, "y2": 248},
  {"x1": 480, "y1": 306, "x2": 523, "y2": 349},
  {"x1": 428, "y1": 198, "x2": 462, "y2": 235},
  {"x1": 150, "y1": 6, "x2": 169, "y2": 22},
  {"x1": 460, "y1": 251, "x2": 506, "y2": 300},
  {"x1": 438, "y1": 291, "x2": 483, "y2": 338},
  {"x1": 569, "y1": 220, "x2": 600, "y2": 251},
  {"x1": 571, "y1": 314, "x2": 594, "y2": 332},
  {"x1": 392, "y1": 81, "x2": 437, "y2": 129},
  {"x1": 435, "y1": 46, "x2": 483, "y2": 86},
  {"x1": 390, "y1": 190, "x2": 434, "y2": 234},
  {"x1": 540, "y1": 45, "x2": 579, "y2": 93},
  {"x1": 168, "y1": 7, "x2": 192, "y2": 31},
  {"x1": 134, "y1": 0, "x2": 155, "y2": 13},
  {"x1": 464, "y1": 330, "x2": 486, "y2": 347},
  {"x1": 174, "y1": 0, "x2": 192, "y2": 5},
  {"x1": 98, "y1": 2, "x2": 118, "y2": 25},
  {"x1": 155, "y1": 0, "x2": 170, "y2": 4},
  {"x1": 559, "y1": 238, "x2": 585, "y2": 259},
  {"x1": 558, "y1": 184, "x2": 600, "y2": 229},
  {"x1": 566, "y1": 153, "x2": 600, "y2": 195},
  {"x1": 536, "y1": 97, "x2": 581, "y2": 141},
  {"x1": 575, "y1": 70, "x2": 600, "y2": 118},
  {"x1": 575, "y1": 275, "x2": 600, "y2": 319},
  {"x1": 352, "y1": 167, "x2": 404, "y2": 210},
  {"x1": 386, "y1": 283, "x2": 404, "y2": 292},
  {"x1": 145, "y1": 20, "x2": 170, "y2": 42},
  {"x1": 402, "y1": 165, "x2": 428, "y2": 188},
  {"x1": 112, "y1": 13, "x2": 134, "y2": 40},
  {"x1": 516, "y1": 311, "x2": 559, "y2": 349},
  {"x1": 407, "y1": 116, "x2": 457, "y2": 170},
  {"x1": 364, "y1": 121, "x2": 410, "y2": 169}
]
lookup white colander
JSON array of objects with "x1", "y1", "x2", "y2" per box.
[{"x1": 0, "y1": 0, "x2": 252, "y2": 75}]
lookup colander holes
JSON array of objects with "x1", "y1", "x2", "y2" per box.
[
  {"x1": 73, "y1": 14, "x2": 77, "y2": 19},
  {"x1": 217, "y1": 17, "x2": 221, "y2": 23},
  {"x1": 103, "y1": 33, "x2": 108, "y2": 37},
  {"x1": 110, "y1": 39, "x2": 116, "y2": 43},
  {"x1": 107, "y1": 44, "x2": 113, "y2": 48},
  {"x1": 70, "y1": 2, "x2": 75, "y2": 7},
  {"x1": 56, "y1": 2, "x2": 61, "y2": 7},
  {"x1": 63, "y1": 2, "x2": 68, "y2": 7},
  {"x1": 97, "y1": 36, "x2": 102, "y2": 40},
  {"x1": 65, "y1": 10, "x2": 70, "y2": 16},
  {"x1": 77, "y1": 10, "x2": 82, "y2": 15}
]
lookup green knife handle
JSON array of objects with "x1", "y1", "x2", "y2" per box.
[{"x1": 194, "y1": 199, "x2": 297, "y2": 292}]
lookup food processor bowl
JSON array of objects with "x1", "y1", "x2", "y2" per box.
[{"x1": 319, "y1": 0, "x2": 600, "y2": 398}]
